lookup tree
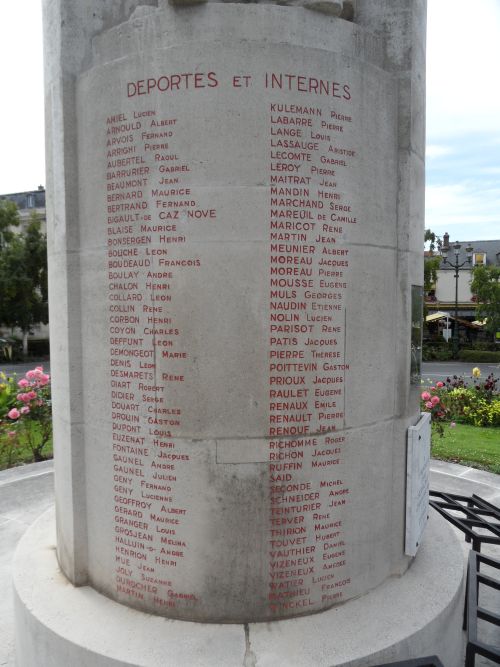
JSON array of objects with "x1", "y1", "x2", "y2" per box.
[
  {"x1": 0, "y1": 199, "x2": 20, "y2": 249},
  {"x1": 424, "y1": 229, "x2": 440, "y2": 252},
  {"x1": 423, "y1": 229, "x2": 442, "y2": 293},
  {"x1": 470, "y1": 265, "x2": 500, "y2": 338},
  {"x1": 424, "y1": 255, "x2": 441, "y2": 294},
  {"x1": 0, "y1": 212, "x2": 48, "y2": 356}
]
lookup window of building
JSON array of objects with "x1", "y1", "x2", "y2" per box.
[
  {"x1": 473, "y1": 252, "x2": 486, "y2": 266},
  {"x1": 27, "y1": 194, "x2": 35, "y2": 208}
]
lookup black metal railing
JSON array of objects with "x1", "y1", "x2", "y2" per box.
[
  {"x1": 372, "y1": 658, "x2": 444, "y2": 667},
  {"x1": 430, "y1": 490, "x2": 500, "y2": 666},
  {"x1": 465, "y1": 550, "x2": 500, "y2": 667},
  {"x1": 429, "y1": 491, "x2": 500, "y2": 552}
]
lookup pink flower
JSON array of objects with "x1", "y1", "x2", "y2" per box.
[
  {"x1": 38, "y1": 374, "x2": 50, "y2": 386},
  {"x1": 17, "y1": 378, "x2": 29, "y2": 388},
  {"x1": 8, "y1": 431, "x2": 16, "y2": 438},
  {"x1": 450, "y1": 422, "x2": 456, "y2": 428},
  {"x1": 20, "y1": 406, "x2": 30, "y2": 415},
  {"x1": 17, "y1": 393, "x2": 31, "y2": 403},
  {"x1": 26, "y1": 370, "x2": 36, "y2": 380},
  {"x1": 431, "y1": 395, "x2": 440, "y2": 406},
  {"x1": 425, "y1": 401, "x2": 433, "y2": 409},
  {"x1": 430, "y1": 386, "x2": 436, "y2": 391},
  {"x1": 26, "y1": 391, "x2": 37, "y2": 401},
  {"x1": 7, "y1": 408, "x2": 20, "y2": 420},
  {"x1": 436, "y1": 381, "x2": 444, "y2": 388},
  {"x1": 421, "y1": 392, "x2": 431, "y2": 401}
]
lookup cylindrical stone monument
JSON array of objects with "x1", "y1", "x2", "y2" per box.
[{"x1": 13, "y1": 1, "x2": 466, "y2": 665}]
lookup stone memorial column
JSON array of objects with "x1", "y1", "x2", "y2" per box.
[{"x1": 14, "y1": 1, "x2": 465, "y2": 665}]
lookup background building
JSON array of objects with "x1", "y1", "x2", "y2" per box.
[
  {"x1": 425, "y1": 236, "x2": 500, "y2": 345},
  {"x1": 0, "y1": 187, "x2": 48, "y2": 353},
  {"x1": 0, "y1": 185, "x2": 46, "y2": 230}
]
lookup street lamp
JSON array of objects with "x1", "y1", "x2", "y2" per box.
[{"x1": 440, "y1": 235, "x2": 473, "y2": 358}]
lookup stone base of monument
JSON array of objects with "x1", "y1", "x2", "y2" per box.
[{"x1": 14, "y1": 508, "x2": 464, "y2": 667}]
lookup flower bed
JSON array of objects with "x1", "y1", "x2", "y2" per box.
[
  {"x1": 421, "y1": 367, "x2": 500, "y2": 431},
  {"x1": 0, "y1": 366, "x2": 52, "y2": 469}
]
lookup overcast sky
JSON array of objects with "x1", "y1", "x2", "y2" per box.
[{"x1": 0, "y1": 0, "x2": 499, "y2": 242}]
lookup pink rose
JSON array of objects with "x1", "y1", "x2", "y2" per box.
[
  {"x1": 26, "y1": 370, "x2": 36, "y2": 380},
  {"x1": 8, "y1": 431, "x2": 16, "y2": 438},
  {"x1": 436, "y1": 381, "x2": 444, "y2": 388},
  {"x1": 17, "y1": 378, "x2": 29, "y2": 388},
  {"x1": 38, "y1": 374, "x2": 50, "y2": 386},
  {"x1": 7, "y1": 408, "x2": 20, "y2": 420},
  {"x1": 20, "y1": 406, "x2": 30, "y2": 415},
  {"x1": 431, "y1": 396, "x2": 440, "y2": 406},
  {"x1": 17, "y1": 393, "x2": 31, "y2": 403},
  {"x1": 425, "y1": 401, "x2": 433, "y2": 409},
  {"x1": 421, "y1": 392, "x2": 431, "y2": 401},
  {"x1": 26, "y1": 391, "x2": 37, "y2": 401}
]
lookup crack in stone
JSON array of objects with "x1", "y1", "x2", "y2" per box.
[{"x1": 243, "y1": 623, "x2": 257, "y2": 667}]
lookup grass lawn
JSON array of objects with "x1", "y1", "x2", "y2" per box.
[{"x1": 432, "y1": 423, "x2": 500, "y2": 474}]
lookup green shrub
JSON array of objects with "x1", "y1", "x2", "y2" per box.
[
  {"x1": 468, "y1": 342, "x2": 498, "y2": 352},
  {"x1": 422, "y1": 342, "x2": 454, "y2": 361},
  {"x1": 458, "y1": 349, "x2": 500, "y2": 363},
  {"x1": 463, "y1": 399, "x2": 500, "y2": 427},
  {"x1": 0, "y1": 372, "x2": 19, "y2": 415},
  {"x1": 28, "y1": 339, "x2": 50, "y2": 357}
]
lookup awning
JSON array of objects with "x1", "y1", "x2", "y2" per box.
[
  {"x1": 425, "y1": 312, "x2": 483, "y2": 329},
  {"x1": 425, "y1": 311, "x2": 451, "y2": 323}
]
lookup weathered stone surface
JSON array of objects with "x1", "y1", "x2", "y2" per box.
[
  {"x1": 301, "y1": 0, "x2": 343, "y2": 16},
  {"x1": 38, "y1": 0, "x2": 427, "y2": 628},
  {"x1": 13, "y1": 508, "x2": 465, "y2": 667}
]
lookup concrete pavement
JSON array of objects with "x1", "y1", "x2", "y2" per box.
[
  {"x1": 0, "y1": 461, "x2": 54, "y2": 666},
  {"x1": 0, "y1": 459, "x2": 499, "y2": 666}
]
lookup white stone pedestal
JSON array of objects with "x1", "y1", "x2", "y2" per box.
[
  {"x1": 17, "y1": 1, "x2": 447, "y2": 664},
  {"x1": 14, "y1": 508, "x2": 465, "y2": 667}
]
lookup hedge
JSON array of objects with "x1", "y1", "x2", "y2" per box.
[
  {"x1": 458, "y1": 349, "x2": 500, "y2": 363},
  {"x1": 28, "y1": 339, "x2": 50, "y2": 358}
]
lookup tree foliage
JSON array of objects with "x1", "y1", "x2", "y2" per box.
[
  {"x1": 424, "y1": 229, "x2": 440, "y2": 252},
  {"x1": 0, "y1": 212, "x2": 48, "y2": 353},
  {"x1": 471, "y1": 265, "x2": 500, "y2": 336},
  {"x1": 424, "y1": 229, "x2": 442, "y2": 293},
  {"x1": 424, "y1": 256, "x2": 441, "y2": 293},
  {"x1": 0, "y1": 199, "x2": 20, "y2": 249}
]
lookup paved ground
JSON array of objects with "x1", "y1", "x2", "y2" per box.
[
  {"x1": 422, "y1": 361, "x2": 500, "y2": 388},
  {"x1": 0, "y1": 461, "x2": 54, "y2": 667},
  {"x1": 0, "y1": 459, "x2": 498, "y2": 666},
  {"x1": 430, "y1": 461, "x2": 500, "y2": 667},
  {"x1": 3, "y1": 359, "x2": 499, "y2": 387},
  {"x1": 0, "y1": 360, "x2": 50, "y2": 378}
]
